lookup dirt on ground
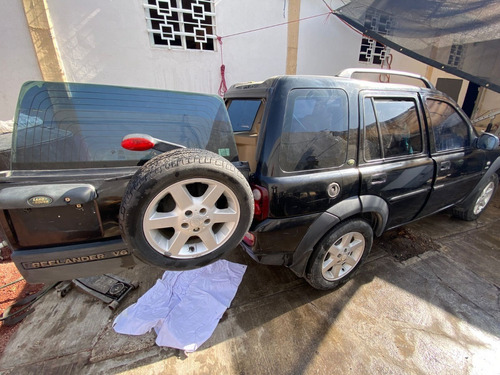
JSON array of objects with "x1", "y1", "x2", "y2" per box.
[
  {"x1": 376, "y1": 227, "x2": 439, "y2": 261},
  {"x1": 0, "y1": 246, "x2": 44, "y2": 356}
]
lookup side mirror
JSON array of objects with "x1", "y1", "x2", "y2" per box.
[{"x1": 476, "y1": 133, "x2": 499, "y2": 150}]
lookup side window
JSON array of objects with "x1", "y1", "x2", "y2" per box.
[
  {"x1": 426, "y1": 99, "x2": 470, "y2": 152},
  {"x1": 227, "y1": 99, "x2": 262, "y2": 132},
  {"x1": 280, "y1": 89, "x2": 348, "y2": 171},
  {"x1": 363, "y1": 97, "x2": 422, "y2": 160}
]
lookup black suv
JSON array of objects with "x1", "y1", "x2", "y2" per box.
[{"x1": 1, "y1": 69, "x2": 498, "y2": 290}]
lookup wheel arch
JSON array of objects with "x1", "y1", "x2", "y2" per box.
[
  {"x1": 289, "y1": 195, "x2": 389, "y2": 277},
  {"x1": 458, "y1": 156, "x2": 500, "y2": 208}
]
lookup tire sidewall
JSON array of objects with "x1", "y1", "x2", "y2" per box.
[
  {"x1": 306, "y1": 219, "x2": 373, "y2": 290},
  {"x1": 119, "y1": 149, "x2": 253, "y2": 270}
]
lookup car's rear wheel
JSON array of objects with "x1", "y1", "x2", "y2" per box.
[
  {"x1": 305, "y1": 219, "x2": 373, "y2": 290},
  {"x1": 452, "y1": 173, "x2": 498, "y2": 221},
  {"x1": 119, "y1": 149, "x2": 253, "y2": 269}
]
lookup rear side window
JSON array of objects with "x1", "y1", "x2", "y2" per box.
[
  {"x1": 280, "y1": 88, "x2": 348, "y2": 172},
  {"x1": 426, "y1": 99, "x2": 471, "y2": 152},
  {"x1": 227, "y1": 99, "x2": 262, "y2": 132},
  {"x1": 363, "y1": 97, "x2": 423, "y2": 160},
  {"x1": 12, "y1": 82, "x2": 238, "y2": 170}
]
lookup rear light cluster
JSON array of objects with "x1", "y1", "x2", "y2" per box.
[{"x1": 251, "y1": 184, "x2": 269, "y2": 221}]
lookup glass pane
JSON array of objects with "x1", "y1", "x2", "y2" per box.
[
  {"x1": 364, "y1": 98, "x2": 381, "y2": 160},
  {"x1": 373, "y1": 98, "x2": 422, "y2": 157},
  {"x1": 426, "y1": 99, "x2": 470, "y2": 151},
  {"x1": 227, "y1": 99, "x2": 261, "y2": 132},
  {"x1": 280, "y1": 89, "x2": 348, "y2": 171},
  {"x1": 12, "y1": 81, "x2": 237, "y2": 170}
]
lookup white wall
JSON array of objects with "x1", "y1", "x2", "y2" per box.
[
  {"x1": 0, "y1": 1, "x2": 42, "y2": 121},
  {"x1": 297, "y1": 1, "x2": 361, "y2": 76},
  {"x1": 46, "y1": 0, "x2": 287, "y2": 92},
  {"x1": 2, "y1": 0, "x2": 498, "y2": 121}
]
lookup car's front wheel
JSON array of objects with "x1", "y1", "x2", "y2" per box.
[
  {"x1": 305, "y1": 219, "x2": 373, "y2": 290},
  {"x1": 119, "y1": 149, "x2": 253, "y2": 270},
  {"x1": 452, "y1": 173, "x2": 498, "y2": 221}
]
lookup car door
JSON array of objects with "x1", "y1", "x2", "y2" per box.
[
  {"x1": 417, "y1": 97, "x2": 486, "y2": 217},
  {"x1": 359, "y1": 92, "x2": 434, "y2": 229}
]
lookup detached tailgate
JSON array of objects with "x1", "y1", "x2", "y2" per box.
[{"x1": 0, "y1": 81, "x2": 238, "y2": 282}]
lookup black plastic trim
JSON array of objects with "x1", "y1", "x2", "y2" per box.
[
  {"x1": 0, "y1": 183, "x2": 97, "y2": 209},
  {"x1": 12, "y1": 238, "x2": 136, "y2": 283}
]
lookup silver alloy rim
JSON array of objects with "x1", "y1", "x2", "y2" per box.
[
  {"x1": 322, "y1": 231, "x2": 365, "y2": 281},
  {"x1": 473, "y1": 181, "x2": 495, "y2": 215},
  {"x1": 143, "y1": 178, "x2": 240, "y2": 259}
]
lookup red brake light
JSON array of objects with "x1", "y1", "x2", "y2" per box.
[
  {"x1": 121, "y1": 136, "x2": 155, "y2": 151},
  {"x1": 252, "y1": 184, "x2": 269, "y2": 221}
]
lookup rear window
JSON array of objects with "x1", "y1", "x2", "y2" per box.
[
  {"x1": 226, "y1": 99, "x2": 262, "y2": 132},
  {"x1": 280, "y1": 88, "x2": 348, "y2": 172},
  {"x1": 12, "y1": 82, "x2": 238, "y2": 170}
]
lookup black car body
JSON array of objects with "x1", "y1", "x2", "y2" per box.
[
  {"x1": 226, "y1": 70, "x2": 499, "y2": 288},
  {"x1": 1, "y1": 69, "x2": 499, "y2": 290}
]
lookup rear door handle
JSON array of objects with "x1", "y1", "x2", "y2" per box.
[
  {"x1": 440, "y1": 161, "x2": 451, "y2": 171},
  {"x1": 370, "y1": 173, "x2": 387, "y2": 186}
]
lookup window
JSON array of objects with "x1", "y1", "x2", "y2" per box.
[
  {"x1": 359, "y1": 9, "x2": 392, "y2": 65},
  {"x1": 280, "y1": 89, "x2": 348, "y2": 171},
  {"x1": 426, "y1": 99, "x2": 470, "y2": 152},
  {"x1": 363, "y1": 98, "x2": 422, "y2": 160},
  {"x1": 145, "y1": 0, "x2": 216, "y2": 51},
  {"x1": 227, "y1": 100, "x2": 262, "y2": 132},
  {"x1": 448, "y1": 44, "x2": 466, "y2": 68},
  {"x1": 13, "y1": 82, "x2": 238, "y2": 170}
]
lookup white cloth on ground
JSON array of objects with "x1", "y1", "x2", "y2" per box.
[{"x1": 112, "y1": 259, "x2": 246, "y2": 352}]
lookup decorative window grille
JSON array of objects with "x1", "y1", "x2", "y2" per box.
[
  {"x1": 145, "y1": 0, "x2": 216, "y2": 51},
  {"x1": 359, "y1": 9, "x2": 392, "y2": 65},
  {"x1": 448, "y1": 44, "x2": 465, "y2": 68}
]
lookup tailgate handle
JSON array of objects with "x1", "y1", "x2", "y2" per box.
[{"x1": 0, "y1": 184, "x2": 97, "y2": 210}]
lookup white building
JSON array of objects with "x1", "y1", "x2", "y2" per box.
[{"x1": 1, "y1": 0, "x2": 498, "y2": 126}]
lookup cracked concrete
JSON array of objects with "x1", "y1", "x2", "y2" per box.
[{"x1": 0, "y1": 192, "x2": 499, "y2": 374}]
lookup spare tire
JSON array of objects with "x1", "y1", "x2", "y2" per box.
[{"x1": 119, "y1": 148, "x2": 253, "y2": 269}]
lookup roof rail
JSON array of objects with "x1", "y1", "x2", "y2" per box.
[{"x1": 337, "y1": 68, "x2": 435, "y2": 90}]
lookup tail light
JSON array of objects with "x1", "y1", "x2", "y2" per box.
[
  {"x1": 121, "y1": 134, "x2": 155, "y2": 151},
  {"x1": 252, "y1": 184, "x2": 269, "y2": 221}
]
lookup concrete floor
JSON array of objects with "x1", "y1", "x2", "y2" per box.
[{"x1": 0, "y1": 193, "x2": 499, "y2": 375}]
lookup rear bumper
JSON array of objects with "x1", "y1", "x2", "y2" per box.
[
  {"x1": 242, "y1": 213, "x2": 319, "y2": 268},
  {"x1": 12, "y1": 238, "x2": 136, "y2": 283}
]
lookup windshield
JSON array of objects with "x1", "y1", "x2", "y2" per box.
[{"x1": 12, "y1": 82, "x2": 238, "y2": 170}]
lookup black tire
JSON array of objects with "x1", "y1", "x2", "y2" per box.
[
  {"x1": 119, "y1": 148, "x2": 253, "y2": 270},
  {"x1": 452, "y1": 173, "x2": 498, "y2": 221},
  {"x1": 305, "y1": 219, "x2": 373, "y2": 290}
]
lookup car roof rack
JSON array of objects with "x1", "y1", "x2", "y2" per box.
[{"x1": 337, "y1": 68, "x2": 435, "y2": 90}]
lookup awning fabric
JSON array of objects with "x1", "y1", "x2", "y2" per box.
[{"x1": 335, "y1": 0, "x2": 500, "y2": 93}]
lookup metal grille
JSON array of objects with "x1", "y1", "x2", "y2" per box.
[
  {"x1": 359, "y1": 9, "x2": 392, "y2": 65},
  {"x1": 145, "y1": 0, "x2": 216, "y2": 51},
  {"x1": 448, "y1": 44, "x2": 466, "y2": 68}
]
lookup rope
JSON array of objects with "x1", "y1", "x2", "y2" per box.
[
  {"x1": 217, "y1": 36, "x2": 228, "y2": 97},
  {"x1": 379, "y1": 53, "x2": 394, "y2": 82}
]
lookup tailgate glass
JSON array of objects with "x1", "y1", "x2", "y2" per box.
[{"x1": 12, "y1": 82, "x2": 238, "y2": 169}]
